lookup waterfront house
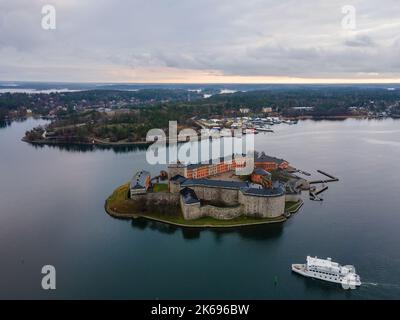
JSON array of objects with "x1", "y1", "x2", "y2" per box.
[
  {"x1": 130, "y1": 171, "x2": 151, "y2": 197},
  {"x1": 255, "y1": 153, "x2": 289, "y2": 171},
  {"x1": 251, "y1": 168, "x2": 272, "y2": 188}
]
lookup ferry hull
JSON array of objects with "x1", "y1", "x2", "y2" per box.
[{"x1": 291, "y1": 264, "x2": 361, "y2": 289}]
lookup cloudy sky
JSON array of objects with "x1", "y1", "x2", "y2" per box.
[{"x1": 1, "y1": 0, "x2": 400, "y2": 83}]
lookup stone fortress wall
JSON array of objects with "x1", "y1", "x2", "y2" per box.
[
  {"x1": 132, "y1": 180, "x2": 287, "y2": 221},
  {"x1": 176, "y1": 182, "x2": 286, "y2": 220},
  {"x1": 186, "y1": 185, "x2": 239, "y2": 206},
  {"x1": 131, "y1": 192, "x2": 180, "y2": 206},
  {"x1": 179, "y1": 197, "x2": 244, "y2": 220},
  {"x1": 238, "y1": 191, "x2": 286, "y2": 219}
]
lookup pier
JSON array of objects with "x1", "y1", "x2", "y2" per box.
[
  {"x1": 308, "y1": 170, "x2": 338, "y2": 201},
  {"x1": 309, "y1": 185, "x2": 329, "y2": 201},
  {"x1": 309, "y1": 170, "x2": 339, "y2": 184},
  {"x1": 314, "y1": 185, "x2": 329, "y2": 196}
]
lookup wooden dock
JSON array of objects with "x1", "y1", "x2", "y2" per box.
[
  {"x1": 309, "y1": 186, "x2": 329, "y2": 201},
  {"x1": 309, "y1": 170, "x2": 339, "y2": 184},
  {"x1": 314, "y1": 185, "x2": 328, "y2": 195},
  {"x1": 308, "y1": 170, "x2": 337, "y2": 201}
]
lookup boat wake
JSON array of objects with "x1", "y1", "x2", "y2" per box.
[{"x1": 363, "y1": 282, "x2": 400, "y2": 289}]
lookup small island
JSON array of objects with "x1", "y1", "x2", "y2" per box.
[{"x1": 105, "y1": 152, "x2": 306, "y2": 228}]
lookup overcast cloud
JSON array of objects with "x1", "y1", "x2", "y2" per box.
[{"x1": 1, "y1": 0, "x2": 400, "y2": 82}]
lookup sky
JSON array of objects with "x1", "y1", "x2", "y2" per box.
[{"x1": 1, "y1": 0, "x2": 400, "y2": 83}]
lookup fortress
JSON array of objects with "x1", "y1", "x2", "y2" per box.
[
  {"x1": 177, "y1": 179, "x2": 286, "y2": 220},
  {"x1": 129, "y1": 153, "x2": 297, "y2": 221}
]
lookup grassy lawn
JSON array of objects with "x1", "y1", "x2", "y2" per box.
[
  {"x1": 285, "y1": 200, "x2": 303, "y2": 213},
  {"x1": 106, "y1": 183, "x2": 138, "y2": 214},
  {"x1": 106, "y1": 183, "x2": 286, "y2": 227},
  {"x1": 107, "y1": 183, "x2": 130, "y2": 202},
  {"x1": 153, "y1": 183, "x2": 169, "y2": 193},
  {"x1": 285, "y1": 201, "x2": 298, "y2": 210}
]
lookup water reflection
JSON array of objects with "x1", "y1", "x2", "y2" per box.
[
  {"x1": 311, "y1": 118, "x2": 346, "y2": 122},
  {"x1": 27, "y1": 141, "x2": 149, "y2": 153},
  {"x1": 130, "y1": 217, "x2": 284, "y2": 241},
  {"x1": 212, "y1": 223, "x2": 284, "y2": 241},
  {"x1": 0, "y1": 120, "x2": 11, "y2": 129},
  {"x1": 181, "y1": 228, "x2": 201, "y2": 240},
  {"x1": 131, "y1": 219, "x2": 178, "y2": 235}
]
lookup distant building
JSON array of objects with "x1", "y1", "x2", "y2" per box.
[
  {"x1": 255, "y1": 153, "x2": 289, "y2": 171},
  {"x1": 168, "y1": 153, "x2": 289, "y2": 180},
  {"x1": 262, "y1": 107, "x2": 273, "y2": 113},
  {"x1": 168, "y1": 155, "x2": 247, "y2": 180},
  {"x1": 169, "y1": 174, "x2": 187, "y2": 193},
  {"x1": 130, "y1": 171, "x2": 151, "y2": 196},
  {"x1": 292, "y1": 107, "x2": 314, "y2": 111},
  {"x1": 240, "y1": 108, "x2": 250, "y2": 114},
  {"x1": 251, "y1": 168, "x2": 272, "y2": 188},
  {"x1": 210, "y1": 119, "x2": 221, "y2": 123}
]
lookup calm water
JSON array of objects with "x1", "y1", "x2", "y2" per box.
[{"x1": 1, "y1": 118, "x2": 400, "y2": 299}]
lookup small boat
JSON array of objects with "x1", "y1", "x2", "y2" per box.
[
  {"x1": 282, "y1": 119, "x2": 298, "y2": 125},
  {"x1": 292, "y1": 256, "x2": 361, "y2": 289},
  {"x1": 243, "y1": 128, "x2": 258, "y2": 134},
  {"x1": 255, "y1": 126, "x2": 274, "y2": 132},
  {"x1": 272, "y1": 117, "x2": 281, "y2": 124}
]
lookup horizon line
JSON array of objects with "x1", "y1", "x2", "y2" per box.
[{"x1": 1, "y1": 80, "x2": 400, "y2": 86}]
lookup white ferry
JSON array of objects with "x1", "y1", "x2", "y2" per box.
[{"x1": 292, "y1": 256, "x2": 361, "y2": 289}]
